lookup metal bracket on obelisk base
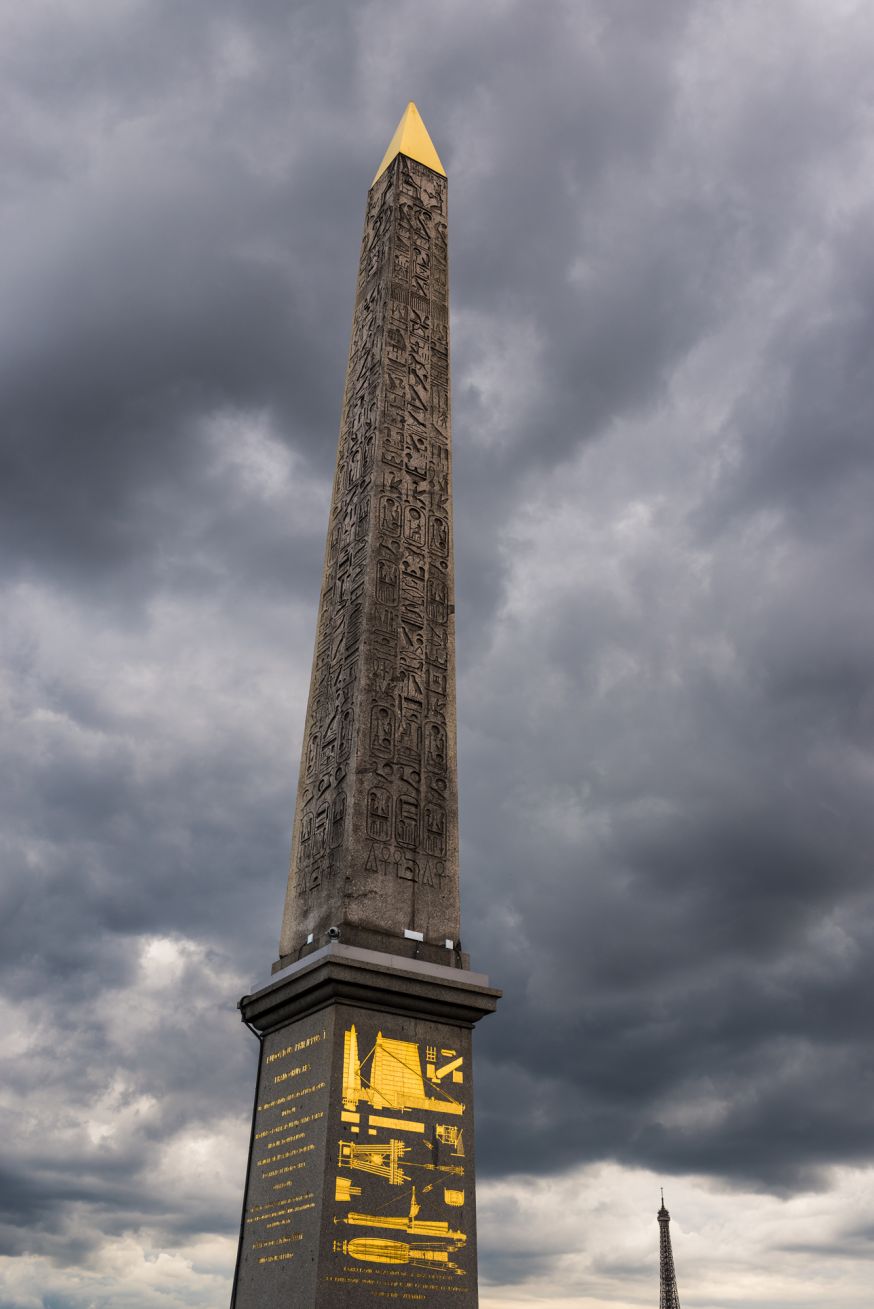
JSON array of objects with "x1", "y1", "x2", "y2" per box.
[{"x1": 231, "y1": 946, "x2": 500, "y2": 1308}]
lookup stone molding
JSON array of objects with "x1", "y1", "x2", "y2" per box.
[{"x1": 241, "y1": 942, "x2": 501, "y2": 1035}]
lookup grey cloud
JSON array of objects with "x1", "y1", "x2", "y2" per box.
[{"x1": 3, "y1": 0, "x2": 874, "y2": 1303}]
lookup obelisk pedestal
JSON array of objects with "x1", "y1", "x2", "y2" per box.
[
  {"x1": 231, "y1": 948, "x2": 498, "y2": 1306},
  {"x1": 231, "y1": 104, "x2": 499, "y2": 1308}
]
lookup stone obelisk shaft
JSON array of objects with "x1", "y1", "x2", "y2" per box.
[
  {"x1": 231, "y1": 110, "x2": 498, "y2": 1309},
  {"x1": 278, "y1": 144, "x2": 458, "y2": 967}
]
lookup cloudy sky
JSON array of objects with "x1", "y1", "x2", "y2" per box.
[{"x1": 3, "y1": 1, "x2": 874, "y2": 1306}]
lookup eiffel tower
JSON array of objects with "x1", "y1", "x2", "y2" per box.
[{"x1": 658, "y1": 1192, "x2": 682, "y2": 1309}]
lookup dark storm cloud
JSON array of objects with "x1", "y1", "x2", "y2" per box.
[
  {"x1": 0, "y1": 0, "x2": 371, "y2": 605},
  {"x1": 464, "y1": 211, "x2": 874, "y2": 1181},
  {"x1": 3, "y1": 0, "x2": 874, "y2": 1302}
]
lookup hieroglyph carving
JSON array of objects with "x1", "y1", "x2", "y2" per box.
[{"x1": 285, "y1": 153, "x2": 456, "y2": 946}]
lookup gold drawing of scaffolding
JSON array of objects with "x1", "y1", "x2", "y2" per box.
[
  {"x1": 338, "y1": 1138, "x2": 464, "y2": 1186},
  {"x1": 341, "y1": 1025, "x2": 464, "y2": 1116},
  {"x1": 334, "y1": 1187, "x2": 465, "y2": 1243},
  {"x1": 338, "y1": 1139, "x2": 409, "y2": 1186}
]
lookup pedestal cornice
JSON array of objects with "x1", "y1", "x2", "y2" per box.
[{"x1": 240, "y1": 942, "x2": 501, "y2": 1035}]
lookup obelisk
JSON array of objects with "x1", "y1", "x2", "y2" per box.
[{"x1": 230, "y1": 104, "x2": 500, "y2": 1309}]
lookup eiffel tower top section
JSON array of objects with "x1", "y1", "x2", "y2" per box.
[
  {"x1": 277, "y1": 106, "x2": 459, "y2": 971},
  {"x1": 658, "y1": 1195, "x2": 682, "y2": 1309}
]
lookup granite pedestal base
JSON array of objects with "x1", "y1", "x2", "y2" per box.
[{"x1": 230, "y1": 944, "x2": 500, "y2": 1309}]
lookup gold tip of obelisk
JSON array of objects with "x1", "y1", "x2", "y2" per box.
[{"x1": 372, "y1": 101, "x2": 446, "y2": 186}]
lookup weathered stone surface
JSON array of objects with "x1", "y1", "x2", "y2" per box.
[{"x1": 277, "y1": 151, "x2": 458, "y2": 969}]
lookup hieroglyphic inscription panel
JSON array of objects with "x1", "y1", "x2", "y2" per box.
[{"x1": 280, "y1": 154, "x2": 459, "y2": 960}]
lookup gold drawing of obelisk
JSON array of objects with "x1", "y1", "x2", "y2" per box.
[{"x1": 230, "y1": 103, "x2": 500, "y2": 1309}]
